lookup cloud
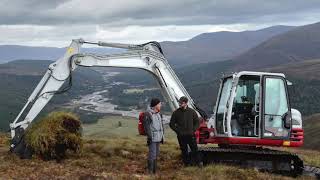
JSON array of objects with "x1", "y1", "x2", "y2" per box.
[
  {"x1": 0, "y1": 0, "x2": 320, "y2": 46},
  {"x1": 1, "y1": 0, "x2": 320, "y2": 26},
  {"x1": 0, "y1": 24, "x2": 254, "y2": 46}
]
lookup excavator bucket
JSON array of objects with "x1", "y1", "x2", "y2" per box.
[{"x1": 10, "y1": 127, "x2": 33, "y2": 159}]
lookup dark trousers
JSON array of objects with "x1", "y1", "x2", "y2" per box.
[
  {"x1": 148, "y1": 142, "x2": 160, "y2": 160},
  {"x1": 177, "y1": 135, "x2": 200, "y2": 166}
]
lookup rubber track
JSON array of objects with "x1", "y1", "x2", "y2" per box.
[
  {"x1": 303, "y1": 165, "x2": 320, "y2": 179},
  {"x1": 199, "y1": 146, "x2": 307, "y2": 177}
]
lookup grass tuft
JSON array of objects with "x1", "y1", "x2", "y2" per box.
[{"x1": 24, "y1": 111, "x2": 82, "y2": 160}]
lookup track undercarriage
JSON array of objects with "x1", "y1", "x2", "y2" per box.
[{"x1": 199, "y1": 145, "x2": 320, "y2": 178}]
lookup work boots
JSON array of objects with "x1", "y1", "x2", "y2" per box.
[
  {"x1": 147, "y1": 160, "x2": 154, "y2": 174},
  {"x1": 153, "y1": 159, "x2": 157, "y2": 174},
  {"x1": 147, "y1": 160, "x2": 157, "y2": 174}
]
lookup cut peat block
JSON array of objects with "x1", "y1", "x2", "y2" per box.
[{"x1": 24, "y1": 111, "x2": 82, "y2": 160}]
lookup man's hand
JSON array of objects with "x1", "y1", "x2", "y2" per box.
[{"x1": 147, "y1": 138, "x2": 152, "y2": 146}]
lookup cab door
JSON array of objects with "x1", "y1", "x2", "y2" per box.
[
  {"x1": 262, "y1": 76, "x2": 291, "y2": 139},
  {"x1": 215, "y1": 77, "x2": 233, "y2": 135}
]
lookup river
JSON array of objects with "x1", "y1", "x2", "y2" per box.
[{"x1": 67, "y1": 70, "x2": 170, "y2": 124}]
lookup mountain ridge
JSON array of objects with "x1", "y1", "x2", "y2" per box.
[
  {"x1": 232, "y1": 22, "x2": 320, "y2": 70},
  {"x1": 0, "y1": 25, "x2": 296, "y2": 67}
]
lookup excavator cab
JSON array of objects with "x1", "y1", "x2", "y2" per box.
[
  {"x1": 210, "y1": 71, "x2": 303, "y2": 147},
  {"x1": 198, "y1": 71, "x2": 306, "y2": 176}
]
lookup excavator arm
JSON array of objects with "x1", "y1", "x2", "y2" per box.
[{"x1": 10, "y1": 39, "x2": 207, "y2": 149}]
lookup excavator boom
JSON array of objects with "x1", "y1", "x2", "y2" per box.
[{"x1": 10, "y1": 39, "x2": 206, "y2": 142}]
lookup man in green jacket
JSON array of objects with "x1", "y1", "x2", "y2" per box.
[{"x1": 169, "y1": 96, "x2": 201, "y2": 166}]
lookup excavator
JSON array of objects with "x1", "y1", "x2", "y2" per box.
[{"x1": 9, "y1": 39, "x2": 319, "y2": 177}]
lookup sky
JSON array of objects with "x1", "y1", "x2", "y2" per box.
[{"x1": 0, "y1": 0, "x2": 320, "y2": 47}]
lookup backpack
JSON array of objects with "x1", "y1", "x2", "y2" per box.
[
  {"x1": 138, "y1": 112, "x2": 148, "y2": 136},
  {"x1": 138, "y1": 111, "x2": 163, "y2": 136}
]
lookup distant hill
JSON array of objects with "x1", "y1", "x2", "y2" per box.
[
  {"x1": 303, "y1": 114, "x2": 320, "y2": 150},
  {"x1": 232, "y1": 22, "x2": 320, "y2": 69},
  {"x1": 0, "y1": 46, "x2": 122, "y2": 64},
  {"x1": 266, "y1": 59, "x2": 320, "y2": 118},
  {"x1": 265, "y1": 59, "x2": 320, "y2": 116},
  {"x1": 0, "y1": 60, "x2": 104, "y2": 131},
  {"x1": 0, "y1": 46, "x2": 65, "y2": 63},
  {"x1": 0, "y1": 60, "x2": 51, "y2": 75},
  {"x1": 161, "y1": 25, "x2": 295, "y2": 66},
  {"x1": 265, "y1": 58, "x2": 320, "y2": 80},
  {"x1": 0, "y1": 25, "x2": 295, "y2": 67}
]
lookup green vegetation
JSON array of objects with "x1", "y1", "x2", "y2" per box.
[
  {"x1": 266, "y1": 59, "x2": 320, "y2": 116},
  {"x1": 287, "y1": 77, "x2": 320, "y2": 116},
  {"x1": 123, "y1": 88, "x2": 145, "y2": 94},
  {"x1": 82, "y1": 115, "x2": 176, "y2": 139},
  {"x1": 303, "y1": 114, "x2": 320, "y2": 150},
  {"x1": 25, "y1": 111, "x2": 82, "y2": 160},
  {"x1": 108, "y1": 83, "x2": 171, "y2": 112},
  {"x1": 0, "y1": 60, "x2": 105, "y2": 131},
  {"x1": 123, "y1": 87, "x2": 158, "y2": 94}
]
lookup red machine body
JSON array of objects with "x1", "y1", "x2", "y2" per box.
[{"x1": 196, "y1": 120, "x2": 304, "y2": 147}]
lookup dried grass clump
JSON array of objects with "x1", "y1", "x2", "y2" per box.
[{"x1": 25, "y1": 111, "x2": 82, "y2": 160}]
